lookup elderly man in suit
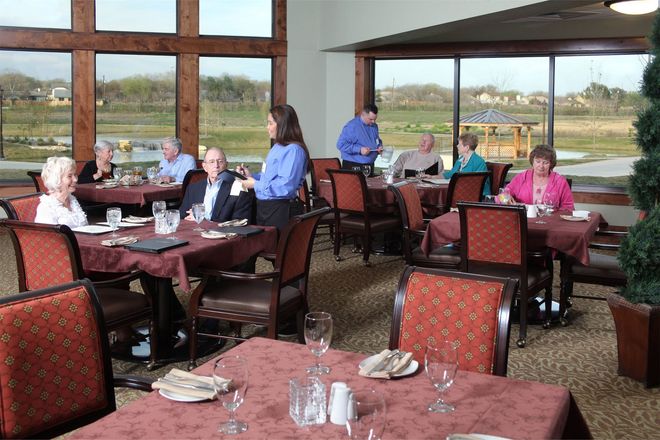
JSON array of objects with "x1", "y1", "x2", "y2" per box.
[{"x1": 179, "y1": 147, "x2": 253, "y2": 222}]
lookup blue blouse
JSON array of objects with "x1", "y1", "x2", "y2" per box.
[{"x1": 253, "y1": 143, "x2": 307, "y2": 200}]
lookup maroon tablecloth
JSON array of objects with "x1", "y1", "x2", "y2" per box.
[
  {"x1": 74, "y1": 182, "x2": 182, "y2": 207},
  {"x1": 420, "y1": 211, "x2": 604, "y2": 266},
  {"x1": 318, "y1": 177, "x2": 447, "y2": 212},
  {"x1": 71, "y1": 337, "x2": 590, "y2": 439},
  {"x1": 76, "y1": 220, "x2": 277, "y2": 292}
]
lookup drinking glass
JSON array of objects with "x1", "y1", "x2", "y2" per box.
[
  {"x1": 112, "y1": 167, "x2": 123, "y2": 181},
  {"x1": 106, "y1": 207, "x2": 122, "y2": 238},
  {"x1": 543, "y1": 193, "x2": 555, "y2": 217},
  {"x1": 192, "y1": 203, "x2": 206, "y2": 231},
  {"x1": 152, "y1": 200, "x2": 166, "y2": 219},
  {"x1": 146, "y1": 166, "x2": 158, "y2": 182},
  {"x1": 346, "y1": 388, "x2": 387, "y2": 440},
  {"x1": 165, "y1": 209, "x2": 180, "y2": 239},
  {"x1": 132, "y1": 166, "x2": 143, "y2": 177},
  {"x1": 214, "y1": 355, "x2": 248, "y2": 435},
  {"x1": 362, "y1": 165, "x2": 371, "y2": 178},
  {"x1": 415, "y1": 167, "x2": 425, "y2": 180},
  {"x1": 535, "y1": 200, "x2": 548, "y2": 224},
  {"x1": 304, "y1": 311, "x2": 333, "y2": 374},
  {"x1": 425, "y1": 340, "x2": 458, "y2": 413},
  {"x1": 381, "y1": 146, "x2": 394, "y2": 163}
]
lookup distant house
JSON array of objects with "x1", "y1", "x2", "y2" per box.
[
  {"x1": 49, "y1": 87, "x2": 72, "y2": 105},
  {"x1": 27, "y1": 88, "x2": 48, "y2": 102}
]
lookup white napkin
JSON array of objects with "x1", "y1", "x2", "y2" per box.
[
  {"x1": 200, "y1": 230, "x2": 237, "y2": 240},
  {"x1": 359, "y1": 349, "x2": 413, "y2": 379},
  {"x1": 152, "y1": 368, "x2": 228, "y2": 400},
  {"x1": 100, "y1": 235, "x2": 139, "y2": 247},
  {"x1": 217, "y1": 218, "x2": 248, "y2": 227},
  {"x1": 124, "y1": 215, "x2": 154, "y2": 223}
]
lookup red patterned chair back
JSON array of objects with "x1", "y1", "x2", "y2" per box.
[
  {"x1": 0, "y1": 279, "x2": 116, "y2": 439},
  {"x1": 389, "y1": 181, "x2": 424, "y2": 231},
  {"x1": 486, "y1": 162, "x2": 513, "y2": 195},
  {"x1": 327, "y1": 169, "x2": 368, "y2": 213},
  {"x1": 445, "y1": 172, "x2": 489, "y2": 212},
  {"x1": 27, "y1": 171, "x2": 46, "y2": 193},
  {"x1": 0, "y1": 192, "x2": 43, "y2": 222},
  {"x1": 310, "y1": 158, "x2": 341, "y2": 195},
  {"x1": 276, "y1": 207, "x2": 329, "y2": 286},
  {"x1": 389, "y1": 266, "x2": 516, "y2": 376},
  {"x1": 458, "y1": 202, "x2": 526, "y2": 268},
  {"x1": 0, "y1": 220, "x2": 84, "y2": 292}
]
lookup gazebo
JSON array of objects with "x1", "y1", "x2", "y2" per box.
[{"x1": 452, "y1": 108, "x2": 539, "y2": 159}]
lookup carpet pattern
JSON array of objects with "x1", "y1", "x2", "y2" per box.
[{"x1": 0, "y1": 230, "x2": 658, "y2": 439}]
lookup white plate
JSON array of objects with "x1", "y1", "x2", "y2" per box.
[
  {"x1": 158, "y1": 388, "x2": 208, "y2": 403},
  {"x1": 72, "y1": 225, "x2": 114, "y2": 235},
  {"x1": 358, "y1": 354, "x2": 419, "y2": 378},
  {"x1": 560, "y1": 215, "x2": 590, "y2": 222}
]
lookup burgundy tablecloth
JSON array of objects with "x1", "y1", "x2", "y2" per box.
[
  {"x1": 71, "y1": 338, "x2": 590, "y2": 440},
  {"x1": 420, "y1": 211, "x2": 604, "y2": 266},
  {"x1": 74, "y1": 182, "x2": 182, "y2": 207},
  {"x1": 76, "y1": 220, "x2": 277, "y2": 292},
  {"x1": 318, "y1": 178, "x2": 447, "y2": 212}
]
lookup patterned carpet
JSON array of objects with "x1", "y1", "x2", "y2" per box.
[{"x1": 0, "y1": 230, "x2": 658, "y2": 439}]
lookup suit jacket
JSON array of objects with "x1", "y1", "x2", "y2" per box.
[{"x1": 179, "y1": 177, "x2": 254, "y2": 223}]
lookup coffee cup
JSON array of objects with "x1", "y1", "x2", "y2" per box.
[
  {"x1": 328, "y1": 382, "x2": 351, "y2": 425},
  {"x1": 526, "y1": 204, "x2": 537, "y2": 218}
]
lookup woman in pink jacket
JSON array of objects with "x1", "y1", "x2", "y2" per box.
[{"x1": 505, "y1": 144, "x2": 574, "y2": 211}]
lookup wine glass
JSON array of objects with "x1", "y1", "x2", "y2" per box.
[
  {"x1": 165, "y1": 209, "x2": 180, "y2": 239},
  {"x1": 106, "y1": 207, "x2": 122, "y2": 238},
  {"x1": 543, "y1": 193, "x2": 555, "y2": 217},
  {"x1": 346, "y1": 388, "x2": 387, "y2": 440},
  {"x1": 214, "y1": 355, "x2": 248, "y2": 435},
  {"x1": 425, "y1": 340, "x2": 458, "y2": 413},
  {"x1": 304, "y1": 311, "x2": 333, "y2": 374},
  {"x1": 152, "y1": 200, "x2": 166, "y2": 219},
  {"x1": 192, "y1": 202, "x2": 206, "y2": 231},
  {"x1": 112, "y1": 167, "x2": 123, "y2": 181},
  {"x1": 362, "y1": 165, "x2": 371, "y2": 178},
  {"x1": 535, "y1": 198, "x2": 548, "y2": 224}
]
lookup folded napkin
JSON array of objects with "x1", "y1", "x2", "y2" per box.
[
  {"x1": 95, "y1": 183, "x2": 117, "y2": 189},
  {"x1": 450, "y1": 207, "x2": 459, "y2": 213},
  {"x1": 152, "y1": 368, "x2": 228, "y2": 401},
  {"x1": 217, "y1": 218, "x2": 248, "y2": 227},
  {"x1": 201, "y1": 230, "x2": 238, "y2": 240},
  {"x1": 124, "y1": 215, "x2": 154, "y2": 223},
  {"x1": 359, "y1": 349, "x2": 413, "y2": 379},
  {"x1": 155, "y1": 182, "x2": 174, "y2": 188},
  {"x1": 100, "y1": 235, "x2": 139, "y2": 247}
]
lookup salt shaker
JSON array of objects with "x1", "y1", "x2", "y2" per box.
[{"x1": 328, "y1": 382, "x2": 351, "y2": 425}]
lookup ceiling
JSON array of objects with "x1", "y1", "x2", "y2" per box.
[{"x1": 338, "y1": 1, "x2": 656, "y2": 51}]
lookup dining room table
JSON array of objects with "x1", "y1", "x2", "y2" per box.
[
  {"x1": 317, "y1": 176, "x2": 448, "y2": 215},
  {"x1": 74, "y1": 219, "x2": 277, "y2": 364},
  {"x1": 420, "y1": 209, "x2": 605, "y2": 266},
  {"x1": 74, "y1": 181, "x2": 183, "y2": 207},
  {"x1": 70, "y1": 337, "x2": 591, "y2": 439}
]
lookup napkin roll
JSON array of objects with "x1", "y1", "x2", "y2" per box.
[
  {"x1": 358, "y1": 349, "x2": 413, "y2": 379},
  {"x1": 152, "y1": 368, "x2": 227, "y2": 400}
]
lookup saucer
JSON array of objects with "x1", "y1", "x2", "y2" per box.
[
  {"x1": 358, "y1": 354, "x2": 419, "y2": 378},
  {"x1": 560, "y1": 215, "x2": 590, "y2": 222}
]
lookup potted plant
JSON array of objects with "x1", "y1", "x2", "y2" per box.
[{"x1": 607, "y1": 10, "x2": 660, "y2": 388}]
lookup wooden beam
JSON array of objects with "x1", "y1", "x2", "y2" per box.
[
  {"x1": 178, "y1": 0, "x2": 199, "y2": 38},
  {"x1": 274, "y1": 0, "x2": 286, "y2": 41},
  {"x1": 273, "y1": 56, "x2": 286, "y2": 105},
  {"x1": 72, "y1": 50, "x2": 95, "y2": 162},
  {"x1": 72, "y1": 0, "x2": 94, "y2": 33},
  {"x1": 177, "y1": 53, "x2": 199, "y2": 157},
  {"x1": 354, "y1": 57, "x2": 374, "y2": 114}
]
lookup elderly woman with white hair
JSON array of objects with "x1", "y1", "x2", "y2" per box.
[
  {"x1": 34, "y1": 156, "x2": 88, "y2": 228},
  {"x1": 78, "y1": 140, "x2": 117, "y2": 184}
]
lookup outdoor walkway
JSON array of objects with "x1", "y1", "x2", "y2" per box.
[{"x1": 552, "y1": 156, "x2": 638, "y2": 177}]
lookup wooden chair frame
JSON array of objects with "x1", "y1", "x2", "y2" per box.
[
  {"x1": 443, "y1": 171, "x2": 490, "y2": 214},
  {"x1": 0, "y1": 192, "x2": 43, "y2": 221},
  {"x1": 486, "y1": 161, "x2": 513, "y2": 195}
]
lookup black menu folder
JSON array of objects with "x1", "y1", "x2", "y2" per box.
[
  {"x1": 124, "y1": 238, "x2": 189, "y2": 253},
  {"x1": 217, "y1": 226, "x2": 264, "y2": 237},
  {"x1": 404, "y1": 162, "x2": 439, "y2": 178}
]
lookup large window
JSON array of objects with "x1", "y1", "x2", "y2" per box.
[
  {"x1": 374, "y1": 59, "x2": 454, "y2": 169},
  {"x1": 200, "y1": 0, "x2": 272, "y2": 37},
  {"x1": 0, "y1": 0, "x2": 70, "y2": 29},
  {"x1": 96, "y1": 54, "x2": 176, "y2": 166},
  {"x1": 199, "y1": 57, "x2": 272, "y2": 165},
  {"x1": 0, "y1": 50, "x2": 72, "y2": 178},
  {"x1": 96, "y1": 0, "x2": 176, "y2": 33}
]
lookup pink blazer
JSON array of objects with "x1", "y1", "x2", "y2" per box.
[{"x1": 505, "y1": 169, "x2": 574, "y2": 210}]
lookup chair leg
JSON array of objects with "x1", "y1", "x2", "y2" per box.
[
  {"x1": 362, "y1": 233, "x2": 371, "y2": 267},
  {"x1": 542, "y1": 285, "x2": 553, "y2": 329},
  {"x1": 334, "y1": 231, "x2": 342, "y2": 261},
  {"x1": 559, "y1": 280, "x2": 570, "y2": 327},
  {"x1": 187, "y1": 316, "x2": 199, "y2": 371},
  {"x1": 147, "y1": 318, "x2": 158, "y2": 371},
  {"x1": 516, "y1": 290, "x2": 527, "y2": 348}
]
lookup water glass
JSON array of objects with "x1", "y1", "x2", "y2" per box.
[
  {"x1": 415, "y1": 167, "x2": 425, "y2": 180},
  {"x1": 381, "y1": 146, "x2": 394, "y2": 163},
  {"x1": 146, "y1": 166, "x2": 158, "y2": 182},
  {"x1": 214, "y1": 356, "x2": 248, "y2": 435},
  {"x1": 362, "y1": 165, "x2": 372, "y2": 178},
  {"x1": 346, "y1": 388, "x2": 387, "y2": 440},
  {"x1": 543, "y1": 194, "x2": 555, "y2": 216},
  {"x1": 192, "y1": 203, "x2": 206, "y2": 231},
  {"x1": 106, "y1": 207, "x2": 122, "y2": 238},
  {"x1": 152, "y1": 200, "x2": 167, "y2": 234},
  {"x1": 289, "y1": 376, "x2": 327, "y2": 427},
  {"x1": 305, "y1": 312, "x2": 333, "y2": 374},
  {"x1": 425, "y1": 340, "x2": 458, "y2": 413},
  {"x1": 165, "y1": 209, "x2": 180, "y2": 239},
  {"x1": 112, "y1": 167, "x2": 123, "y2": 181}
]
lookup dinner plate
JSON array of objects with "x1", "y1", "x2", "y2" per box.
[
  {"x1": 158, "y1": 388, "x2": 208, "y2": 403},
  {"x1": 358, "y1": 354, "x2": 419, "y2": 378},
  {"x1": 71, "y1": 225, "x2": 114, "y2": 235},
  {"x1": 560, "y1": 215, "x2": 590, "y2": 222}
]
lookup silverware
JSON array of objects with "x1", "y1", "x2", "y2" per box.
[
  {"x1": 383, "y1": 351, "x2": 406, "y2": 372},
  {"x1": 370, "y1": 349, "x2": 400, "y2": 373},
  {"x1": 158, "y1": 377, "x2": 215, "y2": 392}
]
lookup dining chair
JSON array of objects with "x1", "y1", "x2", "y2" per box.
[
  {"x1": 327, "y1": 169, "x2": 401, "y2": 266},
  {"x1": 187, "y1": 207, "x2": 330, "y2": 369},
  {"x1": 0, "y1": 279, "x2": 153, "y2": 439},
  {"x1": 388, "y1": 181, "x2": 460, "y2": 269},
  {"x1": 0, "y1": 192, "x2": 43, "y2": 222},
  {"x1": 27, "y1": 170, "x2": 46, "y2": 193},
  {"x1": 443, "y1": 171, "x2": 490, "y2": 214},
  {"x1": 389, "y1": 266, "x2": 516, "y2": 376},
  {"x1": 0, "y1": 219, "x2": 158, "y2": 367},
  {"x1": 486, "y1": 162, "x2": 513, "y2": 195},
  {"x1": 457, "y1": 202, "x2": 553, "y2": 348},
  {"x1": 168, "y1": 168, "x2": 207, "y2": 209},
  {"x1": 310, "y1": 157, "x2": 341, "y2": 207}
]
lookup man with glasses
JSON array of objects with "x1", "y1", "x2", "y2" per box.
[
  {"x1": 157, "y1": 137, "x2": 197, "y2": 183},
  {"x1": 179, "y1": 147, "x2": 253, "y2": 222}
]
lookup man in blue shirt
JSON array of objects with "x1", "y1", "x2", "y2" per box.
[
  {"x1": 157, "y1": 137, "x2": 197, "y2": 183},
  {"x1": 336, "y1": 104, "x2": 383, "y2": 174}
]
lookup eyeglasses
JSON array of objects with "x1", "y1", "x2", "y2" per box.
[{"x1": 204, "y1": 159, "x2": 226, "y2": 165}]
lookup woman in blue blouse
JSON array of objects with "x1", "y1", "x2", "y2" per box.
[
  {"x1": 241, "y1": 104, "x2": 310, "y2": 231},
  {"x1": 443, "y1": 132, "x2": 490, "y2": 196}
]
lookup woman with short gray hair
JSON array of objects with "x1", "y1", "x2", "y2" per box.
[
  {"x1": 35, "y1": 156, "x2": 88, "y2": 228},
  {"x1": 78, "y1": 140, "x2": 117, "y2": 184}
]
